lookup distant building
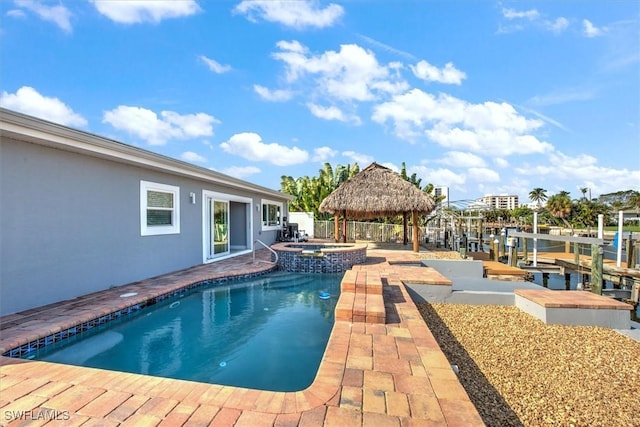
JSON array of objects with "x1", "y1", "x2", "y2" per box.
[
  {"x1": 434, "y1": 186, "x2": 449, "y2": 206},
  {"x1": 479, "y1": 195, "x2": 519, "y2": 210}
]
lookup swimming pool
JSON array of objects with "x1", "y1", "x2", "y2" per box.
[{"x1": 33, "y1": 272, "x2": 342, "y2": 392}]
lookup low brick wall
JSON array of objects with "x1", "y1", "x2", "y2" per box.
[{"x1": 271, "y1": 242, "x2": 367, "y2": 273}]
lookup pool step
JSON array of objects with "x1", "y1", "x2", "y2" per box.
[{"x1": 335, "y1": 270, "x2": 385, "y2": 324}]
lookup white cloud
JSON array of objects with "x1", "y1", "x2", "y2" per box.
[
  {"x1": 496, "y1": 24, "x2": 524, "y2": 35},
  {"x1": 372, "y1": 89, "x2": 552, "y2": 155},
  {"x1": 272, "y1": 41, "x2": 408, "y2": 102},
  {"x1": 253, "y1": 85, "x2": 294, "y2": 102},
  {"x1": 502, "y1": 7, "x2": 539, "y2": 20},
  {"x1": 528, "y1": 87, "x2": 596, "y2": 106},
  {"x1": 312, "y1": 146, "x2": 337, "y2": 162},
  {"x1": 307, "y1": 103, "x2": 344, "y2": 121},
  {"x1": 438, "y1": 151, "x2": 486, "y2": 168},
  {"x1": 266, "y1": 40, "x2": 421, "y2": 122},
  {"x1": 515, "y1": 151, "x2": 640, "y2": 195},
  {"x1": 410, "y1": 166, "x2": 466, "y2": 188},
  {"x1": 0, "y1": 86, "x2": 87, "y2": 127},
  {"x1": 234, "y1": 0, "x2": 343, "y2": 29},
  {"x1": 199, "y1": 55, "x2": 231, "y2": 74},
  {"x1": 494, "y1": 158, "x2": 509, "y2": 168},
  {"x1": 426, "y1": 126, "x2": 551, "y2": 156},
  {"x1": 306, "y1": 103, "x2": 361, "y2": 124},
  {"x1": 6, "y1": 9, "x2": 26, "y2": 18},
  {"x1": 102, "y1": 106, "x2": 217, "y2": 145},
  {"x1": 91, "y1": 0, "x2": 201, "y2": 24},
  {"x1": 180, "y1": 151, "x2": 207, "y2": 163},
  {"x1": 599, "y1": 19, "x2": 640, "y2": 72},
  {"x1": 545, "y1": 17, "x2": 569, "y2": 34},
  {"x1": 220, "y1": 132, "x2": 309, "y2": 166},
  {"x1": 410, "y1": 61, "x2": 466, "y2": 85},
  {"x1": 220, "y1": 165, "x2": 261, "y2": 179},
  {"x1": 467, "y1": 167, "x2": 500, "y2": 182},
  {"x1": 582, "y1": 19, "x2": 605, "y2": 38},
  {"x1": 499, "y1": 8, "x2": 571, "y2": 36},
  {"x1": 14, "y1": 0, "x2": 72, "y2": 32},
  {"x1": 342, "y1": 151, "x2": 373, "y2": 165}
]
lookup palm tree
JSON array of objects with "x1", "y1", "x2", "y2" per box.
[
  {"x1": 579, "y1": 187, "x2": 591, "y2": 201},
  {"x1": 529, "y1": 187, "x2": 547, "y2": 210},
  {"x1": 546, "y1": 191, "x2": 573, "y2": 230},
  {"x1": 573, "y1": 199, "x2": 609, "y2": 231}
]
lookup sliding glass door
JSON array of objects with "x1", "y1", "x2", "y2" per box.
[
  {"x1": 206, "y1": 198, "x2": 229, "y2": 259},
  {"x1": 213, "y1": 200, "x2": 229, "y2": 255},
  {"x1": 203, "y1": 191, "x2": 252, "y2": 263}
]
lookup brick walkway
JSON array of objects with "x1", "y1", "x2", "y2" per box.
[{"x1": 0, "y1": 246, "x2": 483, "y2": 426}]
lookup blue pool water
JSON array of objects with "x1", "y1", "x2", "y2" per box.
[{"x1": 36, "y1": 272, "x2": 342, "y2": 392}]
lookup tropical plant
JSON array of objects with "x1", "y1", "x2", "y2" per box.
[
  {"x1": 280, "y1": 162, "x2": 360, "y2": 219},
  {"x1": 511, "y1": 206, "x2": 533, "y2": 225},
  {"x1": 572, "y1": 198, "x2": 609, "y2": 230},
  {"x1": 546, "y1": 191, "x2": 573, "y2": 229},
  {"x1": 528, "y1": 187, "x2": 548, "y2": 210},
  {"x1": 579, "y1": 187, "x2": 591, "y2": 201},
  {"x1": 400, "y1": 162, "x2": 423, "y2": 189}
]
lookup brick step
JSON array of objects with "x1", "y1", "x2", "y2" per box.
[{"x1": 336, "y1": 270, "x2": 385, "y2": 324}]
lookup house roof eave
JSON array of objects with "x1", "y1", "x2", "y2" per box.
[{"x1": 0, "y1": 108, "x2": 294, "y2": 201}]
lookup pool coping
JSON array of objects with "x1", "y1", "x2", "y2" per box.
[
  {"x1": 0, "y1": 248, "x2": 484, "y2": 425},
  {"x1": 270, "y1": 242, "x2": 368, "y2": 253},
  {"x1": 1, "y1": 270, "x2": 278, "y2": 358}
]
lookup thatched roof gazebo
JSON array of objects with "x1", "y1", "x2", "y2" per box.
[{"x1": 319, "y1": 162, "x2": 436, "y2": 252}]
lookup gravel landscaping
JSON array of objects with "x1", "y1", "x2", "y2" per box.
[{"x1": 417, "y1": 303, "x2": 640, "y2": 427}]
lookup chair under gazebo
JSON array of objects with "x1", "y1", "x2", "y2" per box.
[{"x1": 319, "y1": 162, "x2": 436, "y2": 252}]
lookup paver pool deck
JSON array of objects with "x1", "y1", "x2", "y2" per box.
[{"x1": 0, "y1": 246, "x2": 483, "y2": 426}]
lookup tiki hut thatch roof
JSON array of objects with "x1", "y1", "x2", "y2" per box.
[{"x1": 319, "y1": 162, "x2": 435, "y2": 219}]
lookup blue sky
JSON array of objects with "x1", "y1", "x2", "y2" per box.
[{"x1": 2, "y1": 1, "x2": 639, "y2": 204}]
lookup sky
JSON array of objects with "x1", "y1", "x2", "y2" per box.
[{"x1": 1, "y1": 0, "x2": 639, "y2": 205}]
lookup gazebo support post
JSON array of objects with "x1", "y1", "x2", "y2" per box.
[
  {"x1": 412, "y1": 211, "x2": 420, "y2": 252},
  {"x1": 342, "y1": 210, "x2": 347, "y2": 243},
  {"x1": 334, "y1": 214, "x2": 339, "y2": 243},
  {"x1": 403, "y1": 212, "x2": 408, "y2": 245}
]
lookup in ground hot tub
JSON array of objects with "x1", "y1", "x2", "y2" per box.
[{"x1": 271, "y1": 242, "x2": 367, "y2": 273}]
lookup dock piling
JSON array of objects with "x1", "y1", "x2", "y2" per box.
[
  {"x1": 591, "y1": 244, "x2": 603, "y2": 295},
  {"x1": 626, "y1": 237, "x2": 635, "y2": 269}
]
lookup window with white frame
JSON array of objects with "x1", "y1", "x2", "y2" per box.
[
  {"x1": 140, "y1": 181, "x2": 180, "y2": 236},
  {"x1": 261, "y1": 200, "x2": 283, "y2": 230}
]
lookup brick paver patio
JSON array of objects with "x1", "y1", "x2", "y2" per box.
[{"x1": 0, "y1": 245, "x2": 483, "y2": 426}]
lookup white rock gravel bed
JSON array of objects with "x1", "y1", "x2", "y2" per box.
[{"x1": 417, "y1": 303, "x2": 640, "y2": 427}]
